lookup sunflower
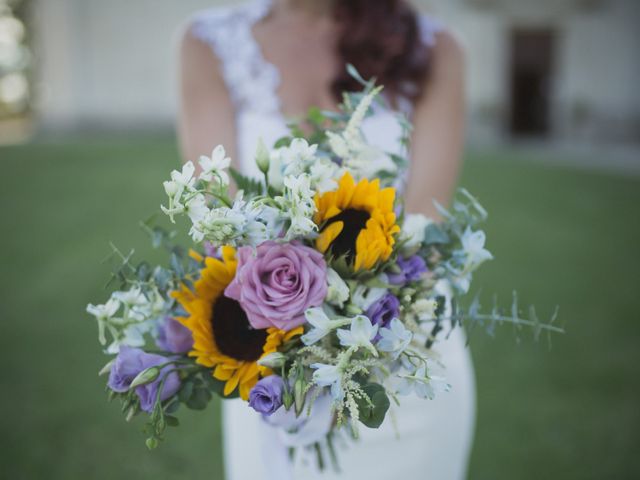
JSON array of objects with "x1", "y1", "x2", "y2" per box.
[
  {"x1": 172, "y1": 247, "x2": 302, "y2": 400},
  {"x1": 315, "y1": 172, "x2": 400, "y2": 271}
]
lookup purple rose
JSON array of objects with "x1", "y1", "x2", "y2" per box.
[
  {"x1": 387, "y1": 255, "x2": 428, "y2": 286},
  {"x1": 108, "y1": 346, "x2": 181, "y2": 413},
  {"x1": 225, "y1": 241, "x2": 327, "y2": 330},
  {"x1": 156, "y1": 317, "x2": 193, "y2": 354},
  {"x1": 248, "y1": 375, "x2": 285, "y2": 416},
  {"x1": 366, "y1": 292, "x2": 401, "y2": 332}
]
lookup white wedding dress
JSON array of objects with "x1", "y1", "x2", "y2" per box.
[{"x1": 190, "y1": 1, "x2": 476, "y2": 479}]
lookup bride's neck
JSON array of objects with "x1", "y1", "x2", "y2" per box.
[{"x1": 272, "y1": 0, "x2": 335, "y2": 17}]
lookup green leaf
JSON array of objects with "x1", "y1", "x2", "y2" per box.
[
  {"x1": 424, "y1": 223, "x2": 450, "y2": 245},
  {"x1": 356, "y1": 383, "x2": 390, "y2": 429},
  {"x1": 229, "y1": 167, "x2": 264, "y2": 196},
  {"x1": 164, "y1": 415, "x2": 180, "y2": 427},
  {"x1": 178, "y1": 381, "x2": 194, "y2": 403},
  {"x1": 186, "y1": 386, "x2": 212, "y2": 410}
]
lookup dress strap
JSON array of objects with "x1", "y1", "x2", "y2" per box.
[{"x1": 190, "y1": 0, "x2": 281, "y2": 115}]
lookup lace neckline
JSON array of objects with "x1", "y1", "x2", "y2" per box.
[{"x1": 191, "y1": 0, "x2": 441, "y2": 118}]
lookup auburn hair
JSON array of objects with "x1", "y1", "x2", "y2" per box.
[{"x1": 331, "y1": 0, "x2": 431, "y2": 103}]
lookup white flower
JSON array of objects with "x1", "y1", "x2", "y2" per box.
[
  {"x1": 281, "y1": 139, "x2": 318, "y2": 176},
  {"x1": 302, "y1": 308, "x2": 336, "y2": 345},
  {"x1": 278, "y1": 174, "x2": 317, "y2": 239},
  {"x1": 185, "y1": 193, "x2": 209, "y2": 225},
  {"x1": 198, "y1": 145, "x2": 231, "y2": 186},
  {"x1": 112, "y1": 287, "x2": 147, "y2": 307},
  {"x1": 325, "y1": 268, "x2": 349, "y2": 308},
  {"x1": 267, "y1": 150, "x2": 285, "y2": 191},
  {"x1": 411, "y1": 298, "x2": 438, "y2": 322},
  {"x1": 86, "y1": 298, "x2": 120, "y2": 321},
  {"x1": 170, "y1": 161, "x2": 196, "y2": 189},
  {"x1": 87, "y1": 298, "x2": 121, "y2": 345},
  {"x1": 460, "y1": 227, "x2": 493, "y2": 270},
  {"x1": 160, "y1": 201, "x2": 185, "y2": 223},
  {"x1": 309, "y1": 158, "x2": 341, "y2": 193},
  {"x1": 350, "y1": 284, "x2": 387, "y2": 312},
  {"x1": 336, "y1": 315, "x2": 378, "y2": 356},
  {"x1": 378, "y1": 318, "x2": 412, "y2": 359},
  {"x1": 311, "y1": 363, "x2": 344, "y2": 401},
  {"x1": 163, "y1": 180, "x2": 182, "y2": 200},
  {"x1": 402, "y1": 214, "x2": 433, "y2": 250},
  {"x1": 197, "y1": 207, "x2": 247, "y2": 245},
  {"x1": 396, "y1": 363, "x2": 450, "y2": 400}
]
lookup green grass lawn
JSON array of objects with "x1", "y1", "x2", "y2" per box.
[{"x1": 1, "y1": 137, "x2": 638, "y2": 479}]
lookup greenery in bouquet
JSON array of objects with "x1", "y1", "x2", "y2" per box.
[{"x1": 87, "y1": 70, "x2": 562, "y2": 462}]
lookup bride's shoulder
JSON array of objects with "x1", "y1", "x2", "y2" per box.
[
  {"x1": 185, "y1": 2, "x2": 264, "y2": 48},
  {"x1": 417, "y1": 14, "x2": 465, "y2": 73}
]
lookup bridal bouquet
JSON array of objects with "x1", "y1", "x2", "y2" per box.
[{"x1": 87, "y1": 74, "x2": 561, "y2": 465}]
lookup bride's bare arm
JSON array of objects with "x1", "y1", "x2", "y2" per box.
[
  {"x1": 405, "y1": 31, "x2": 466, "y2": 219},
  {"x1": 177, "y1": 29, "x2": 237, "y2": 165}
]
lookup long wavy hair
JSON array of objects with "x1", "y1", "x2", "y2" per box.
[{"x1": 331, "y1": 0, "x2": 431, "y2": 104}]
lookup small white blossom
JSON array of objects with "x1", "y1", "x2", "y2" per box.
[
  {"x1": 197, "y1": 207, "x2": 247, "y2": 245},
  {"x1": 351, "y1": 284, "x2": 387, "y2": 312},
  {"x1": 378, "y1": 318, "x2": 413, "y2": 359},
  {"x1": 402, "y1": 213, "x2": 433, "y2": 250},
  {"x1": 198, "y1": 145, "x2": 231, "y2": 186},
  {"x1": 185, "y1": 193, "x2": 209, "y2": 225},
  {"x1": 325, "y1": 268, "x2": 350, "y2": 308},
  {"x1": 311, "y1": 363, "x2": 344, "y2": 401},
  {"x1": 87, "y1": 298, "x2": 121, "y2": 345},
  {"x1": 161, "y1": 162, "x2": 196, "y2": 223},
  {"x1": 336, "y1": 315, "x2": 378, "y2": 356},
  {"x1": 112, "y1": 287, "x2": 147, "y2": 307},
  {"x1": 301, "y1": 308, "x2": 356, "y2": 346},
  {"x1": 267, "y1": 150, "x2": 285, "y2": 191},
  {"x1": 309, "y1": 158, "x2": 342, "y2": 193},
  {"x1": 460, "y1": 227, "x2": 493, "y2": 271},
  {"x1": 278, "y1": 174, "x2": 317, "y2": 240},
  {"x1": 396, "y1": 363, "x2": 450, "y2": 400},
  {"x1": 281, "y1": 139, "x2": 318, "y2": 176},
  {"x1": 411, "y1": 298, "x2": 438, "y2": 322},
  {"x1": 171, "y1": 162, "x2": 196, "y2": 188},
  {"x1": 86, "y1": 298, "x2": 120, "y2": 321}
]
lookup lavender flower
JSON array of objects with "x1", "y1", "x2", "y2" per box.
[
  {"x1": 366, "y1": 292, "x2": 401, "y2": 332},
  {"x1": 248, "y1": 376, "x2": 285, "y2": 416},
  {"x1": 156, "y1": 317, "x2": 193, "y2": 354},
  {"x1": 387, "y1": 255, "x2": 428, "y2": 286},
  {"x1": 108, "y1": 346, "x2": 181, "y2": 412}
]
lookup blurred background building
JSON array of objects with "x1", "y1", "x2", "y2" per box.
[{"x1": 1, "y1": 0, "x2": 639, "y2": 146}]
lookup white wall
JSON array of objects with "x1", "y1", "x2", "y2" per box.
[
  {"x1": 32, "y1": 0, "x2": 640, "y2": 142},
  {"x1": 33, "y1": 0, "x2": 225, "y2": 128}
]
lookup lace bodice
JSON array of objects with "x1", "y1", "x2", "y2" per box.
[{"x1": 190, "y1": 0, "x2": 442, "y2": 179}]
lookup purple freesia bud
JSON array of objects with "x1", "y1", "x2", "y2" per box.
[
  {"x1": 156, "y1": 317, "x2": 193, "y2": 354},
  {"x1": 366, "y1": 292, "x2": 401, "y2": 332},
  {"x1": 107, "y1": 346, "x2": 181, "y2": 413},
  {"x1": 248, "y1": 375, "x2": 285, "y2": 416},
  {"x1": 387, "y1": 255, "x2": 428, "y2": 286}
]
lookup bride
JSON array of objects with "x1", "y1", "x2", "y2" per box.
[{"x1": 177, "y1": 0, "x2": 474, "y2": 478}]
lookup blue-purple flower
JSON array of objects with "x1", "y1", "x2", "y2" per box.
[
  {"x1": 156, "y1": 317, "x2": 193, "y2": 354},
  {"x1": 108, "y1": 346, "x2": 181, "y2": 412},
  {"x1": 366, "y1": 292, "x2": 401, "y2": 332},
  {"x1": 387, "y1": 255, "x2": 427, "y2": 286},
  {"x1": 248, "y1": 375, "x2": 285, "y2": 416}
]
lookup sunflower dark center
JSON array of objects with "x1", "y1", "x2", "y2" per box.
[
  {"x1": 323, "y1": 208, "x2": 370, "y2": 261},
  {"x1": 211, "y1": 295, "x2": 267, "y2": 362}
]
